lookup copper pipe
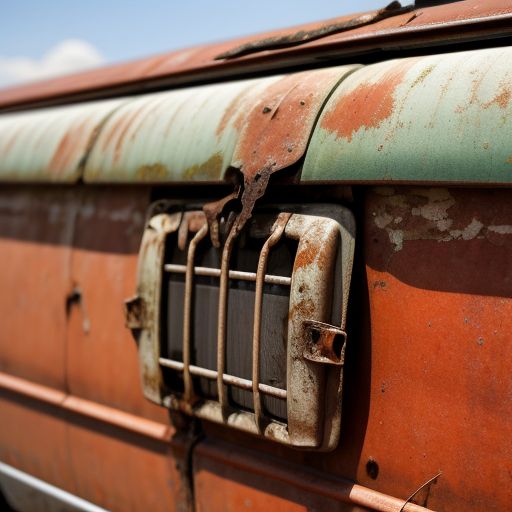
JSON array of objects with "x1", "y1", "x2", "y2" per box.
[
  {"x1": 252, "y1": 213, "x2": 291, "y2": 430},
  {"x1": 182, "y1": 223, "x2": 209, "y2": 404},
  {"x1": 164, "y1": 264, "x2": 291, "y2": 286},
  {"x1": 216, "y1": 224, "x2": 238, "y2": 410},
  {"x1": 159, "y1": 358, "x2": 287, "y2": 399}
]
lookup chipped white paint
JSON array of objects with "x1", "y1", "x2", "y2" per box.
[
  {"x1": 372, "y1": 187, "x2": 512, "y2": 252},
  {"x1": 488, "y1": 225, "x2": 512, "y2": 235},
  {"x1": 449, "y1": 218, "x2": 484, "y2": 241}
]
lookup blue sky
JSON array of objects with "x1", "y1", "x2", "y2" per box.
[{"x1": 0, "y1": 0, "x2": 386, "y2": 87}]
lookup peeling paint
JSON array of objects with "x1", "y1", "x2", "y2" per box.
[
  {"x1": 320, "y1": 61, "x2": 413, "y2": 143},
  {"x1": 303, "y1": 47, "x2": 512, "y2": 184},
  {"x1": 372, "y1": 187, "x2": 512, "y2": 252},
  {"x1": 488, "y1": 225, "x2": 512, "y2": 235}
]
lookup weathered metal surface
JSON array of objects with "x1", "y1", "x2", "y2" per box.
[
  {"x1": 344, "y1": 187, "x2": 512, "y2": 511},
  {"x1": 84, "y1": 77, "x2": 279, "y2": 183},
  {"x1": 0, "y1": 187, "x2": 193, "y2": 512},
  {"x1": 64, "y1": 188, "x2": 196, "y2": 512},
  {"x1": 0, "y1": 188, "x2": 76, "y2": 388},
  {"x1": 230, "y1": 67, "x2": 355, "y2": 236},
  {"x1": 302, "y1": 46, "x2": 512, "y2": 183},
  {"x1": 193, "y1": 438, "x2": 434, "y2": 512},
  {"x1": 66, "y1": 188, "x2": 176, "y2": 422},
  {"x1": 0, "y1": 67, "x2": 356, "y2": 184},
  {"x1": 66, "y1": 420, "x2": 185, "y2": 512},
  {"x1": 284, "y1": 209, "x2": 354, "y2": 450},
  {"x1": 0, "y1": 393, "x2": 77, "y2": 498},
  {"x1": 215, "y1": 1, "x2": 413, "y2": 59},
  {"x1": 1, "y1": 1, "x2": 512, "y2": 110},
  {"x1": 0, "y1": 371, "x2": 172, "y2": 442},
  {"x1": 0, "y1": 99, "x2": 124, "y2": 181},
  {"x1": 132, "y1": 204, "x2": 355, "y2": 449}
]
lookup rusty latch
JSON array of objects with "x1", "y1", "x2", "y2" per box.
[
  {"x1": 124, "y1": 295, "x2": 144, "y2": 329},
  {"x1": 303, "y1": 320, "x2": 346, "y2": 365}
]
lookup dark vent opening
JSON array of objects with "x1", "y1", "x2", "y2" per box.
[{"x1": 161, "y1": 213, "x2": 297, "y2": 421}]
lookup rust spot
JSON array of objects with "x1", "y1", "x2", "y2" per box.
[
  {"x1": 321, "y1": 62, "x2": 413, "y2": 142},
  {"x1": 182, "y1": 152, "x2": 224, "y2": 180},
  {"x1": 49, "y1": 119, "x2": 88, "y2": 176},
  {"x1": 409, "y1": 64, "x2": 435, "y2": 89},
  {"x1": 482, "y1": 87, "x2": 512, "y2": 110},
  {"x1": 135, "y1": 163, "x2": 168, "y2": 181},
  {"x1": 289, "y1": 298, "x2": 315, "y2": 320},
  {"x1": 295, "y1": 242, "x2": 317, "y2": 270},
  {"x1": 216, "y1": 87, "x2": 252, "y2": 137}
]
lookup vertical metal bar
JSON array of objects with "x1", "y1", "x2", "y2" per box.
[
  {"x1": 252, "y1": 213, "x2": 291, "y2": 430},
  {"x1": 216, "y1": 224, "x2": 238, "y2": 411},
  {"x1": 183, "y1": 222, "x2": 209, "y2": 405}
]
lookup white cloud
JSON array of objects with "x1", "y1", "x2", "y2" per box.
[{"x1": 0, "y1": 39, "x2": 104, "y2": 88}]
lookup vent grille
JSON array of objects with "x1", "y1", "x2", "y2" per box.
[{"x1": 125, "y1": 203, "x2": 355, "y2": 450}]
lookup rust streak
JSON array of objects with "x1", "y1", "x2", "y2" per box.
[
  {"x1": 482, "y1": 87, "x2": 512, "y2": 110},
  {"x1": 295, "y1": 242, "x2": 318, "y2": 270},
  {"x1": 321, "y1": 62, "x2": 413, "y2": 142},
  {"x1": 48, "y1": 120, "x2": 88, "y2": 175}
]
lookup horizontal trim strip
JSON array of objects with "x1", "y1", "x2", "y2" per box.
[
  {"x1": 0, "y1": 461, "x2": 108, "y2": 512},
  {"x1": 197, "y1": 439, "x2": 435, "y2": 512},
  {"x1": 0, "y1": 371, "x2": 173, "y2": 442},
  {"x1": 164, "y1": 264, "x2": 291, "y2": 286},
  {"x1": 159, "y1": 358, "x2": 287, "y2": 399}
]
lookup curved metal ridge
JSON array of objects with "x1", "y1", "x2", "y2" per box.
[
  {"x1": 302, "y1": 45, "x2": 512, "y2": 184},
  {"x1": 0, "y1": 371, "x2": 173, "y2": 442},
  {"x1": 1, "y1": 45, "x2": 512, "y2": 184},
  {"x1": 0, "y1": 66, "x2": 356, "y2": 183}
]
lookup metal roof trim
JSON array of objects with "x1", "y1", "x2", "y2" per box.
[{"x1": 0, "y1": 0, "x2": 511, "y2": 111}]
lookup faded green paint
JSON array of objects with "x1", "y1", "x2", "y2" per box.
[
  {"x1": 83, "y1": 77, "x2": 280, "y2": 183},
  {"x1": 302, "y1": 47, "x2": 512, "y2": 184},
  {"x1": 0, "y1": 98, "x2": 125, "y2": 182},
  {"x1": 1, "y1": 46, "x2": 512, "y2": 185}
]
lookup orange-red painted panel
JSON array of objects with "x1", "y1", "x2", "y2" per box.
[
  {"x1": 66, "y1": 187, "x2": 169, "y2": 422},
  {"x1": 0, "y1": 188, "x2": 75, "y2": 389},
  {"x1": 0, "y1": 393, "x2": 76, "y2": 494},
  {"x1": 348, "y1": 188, "x2": 512, "y2": 510}
]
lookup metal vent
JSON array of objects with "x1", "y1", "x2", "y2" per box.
[{"x1": 125, "y1": 203, "x2": 355, "y2": 450}]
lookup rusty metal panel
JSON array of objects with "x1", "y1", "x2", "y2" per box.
[
  {"x1": 0, "y1": 188, "x2": 76, "y2": 388},
  {"x1": 302, "y1": 46, "x2": 512, "y2": 184},
  {"x1": 65, "y1": 187, "x2": 171, "y2": 421},
  {"x1": 66, "y1": 422, "x2": 185, "y2": 512},
  {"x1": 0, "y1": 393, "x2": 77, "y2": 497},
  {"x1": 83, "y1": 77, "x2": 280, "y2": 182},
  {"x1": 0, "y1": 67, "x2": 356, "y2": 184},
  {"x1": 350, "y1": 187, "x2": 512, "y2": 510},
  {"x1": 0, "y1": 1, "x2": 511, "y2": 110},
  {"x1": 0, "y1": 99, "x2": 124, "y2": 182},
  {"x1": 193, "y1": 439, "x2": 433, "y2": 512}
]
